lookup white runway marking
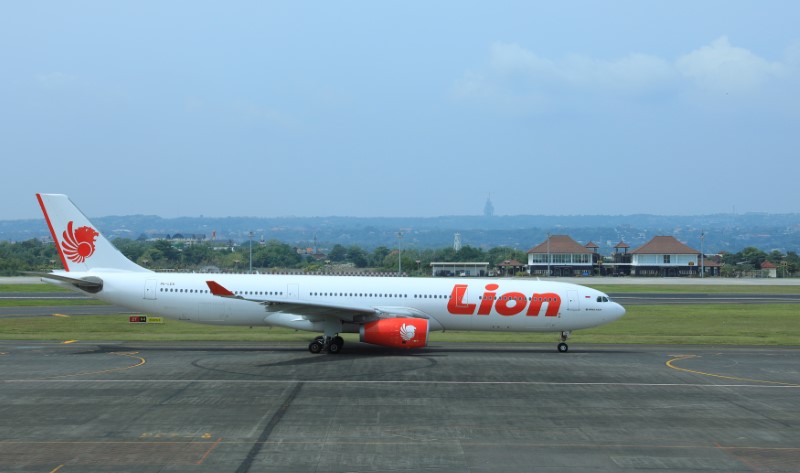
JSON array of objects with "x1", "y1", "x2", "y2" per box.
[{"x1": 3, "y1": 379, "x2": 798, "y2": 388}]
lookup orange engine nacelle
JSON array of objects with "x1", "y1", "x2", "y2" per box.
[{"x1": 360, "y1": 318, "x2": 429, "y2": 349}]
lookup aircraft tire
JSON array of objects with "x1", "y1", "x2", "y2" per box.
[
  {"x1": 557, "y1": 342, "x2": 569, "y2": 353},
  {"x1": 309, "y1": 341, "x2": 324, "y2": 354},
  {"x1": 328, "y1": 338, "x2": 344, "y2": 354}
]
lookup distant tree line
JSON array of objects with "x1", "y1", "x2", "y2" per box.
[
  {"x1": 0, "y1": 239, "x2": 797, "y2": 277},
  {"x1": 0, "y1": 238, "x2": 527, "y2": 275},
  {"x1": 0, "y1": 239, "x2": 61, "y2": 275},
  {"x1": 719, "y1": 247, "x2": 799, "y2": 278}
]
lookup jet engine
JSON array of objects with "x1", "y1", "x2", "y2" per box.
[{"x1": 360, "y1": 318, "x2": 429, "y2": 349}]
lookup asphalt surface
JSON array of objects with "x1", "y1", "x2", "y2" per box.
[
  {"x1": 0, "y1": 341, "x2": 798, "y2": 472},
  {"x1": 0, "y1": 300, "x2": 134, "y2": 318}
]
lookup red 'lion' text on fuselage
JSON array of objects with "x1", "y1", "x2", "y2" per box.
[{"x1": 447, "y1": 284, "x2": 561, "y2": 317}]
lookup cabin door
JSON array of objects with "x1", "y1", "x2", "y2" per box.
[
  {"x1": 567, "y1": 290, "x2": 580, "y2": 311},
  {"x1": 144, "y1": 279, "x2": 158, "y2": 300}
]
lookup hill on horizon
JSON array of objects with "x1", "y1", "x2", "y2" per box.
[{"x1": 2, "y1": 212, "x2": 799, "y2": 255}]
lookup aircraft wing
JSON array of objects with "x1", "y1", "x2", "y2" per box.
[{"x1": 205, "y1": 280, "x2": 431, "y2": 323}]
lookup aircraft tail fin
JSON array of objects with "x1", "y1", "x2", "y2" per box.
[{"x1": 36, "y1": 193, "x2": 150, "y2": 273}]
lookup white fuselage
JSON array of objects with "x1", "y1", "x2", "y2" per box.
[{"x1": 58, "y1": 271, "x2": 626, "y2": 334}]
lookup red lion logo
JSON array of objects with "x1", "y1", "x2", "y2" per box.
[{"x1": 61, "y1": 221, "x2": 99, "y2": 263}]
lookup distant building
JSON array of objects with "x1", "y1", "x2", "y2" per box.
[
  {"x1": 497, "y1": 259, "x2": 526, "y2": 276},
  {"x1": 520, "y1": 234, "x2": 721, "y2": 278},
  {"x1": 483, "y1": 196, "x2": 494, "y2": 217},
  {"x1": 527, "y1": 235, "x2": 595, "y2": 276},
  {"x1": 629, "y1": 236, "x2": 701, "y2": 277},
  {"x1": 148, "y1": 233, "x2": 206, "y2": 245},
  {"x1": 702, "y1": 258, "x2": 722, "y2": 277},
  {"x1": 760, "y1": 261, "x2": 778, "y2": 278},
  {"x1": 604, "y1": 241, "x2": 632, "y2": 276},
  {"x1": 430, "y1": 262, "x2": 490, "y2": 277}
]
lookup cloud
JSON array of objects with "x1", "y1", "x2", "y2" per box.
[
  {"x1": 561, "y1": 53, "x2": 675, "y2": 92},
  {"x1": 484, "y1": 42, "x2": 674, "y2": 91},
  {"x1": 453, "y1": 37, "x2": 795, "y2": 112},
  {"x1": 488, "y1": 42, "x2": 558, "y2": 78},
  {"x1": 676, "y1": 36, "x2": 785, "y2": 93}
]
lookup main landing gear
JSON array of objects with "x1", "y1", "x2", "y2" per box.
[
  {"x1": 557, "y1": 331, "x2": 571, "y2": 353},
  {"x1": 309, "y1": 320, "x2": 344, "y2": 354},
  {"x1": 308, "y1": 335, "x2": 344, "y2": 354}
]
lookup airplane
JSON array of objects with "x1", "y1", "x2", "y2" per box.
[{"x1": 33, "y1": 193, "x2": 626, "y2": 354}]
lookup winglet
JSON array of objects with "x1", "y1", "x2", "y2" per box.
[{"x1": 206, "y1": 280, "x2": 236, "y2": 297}]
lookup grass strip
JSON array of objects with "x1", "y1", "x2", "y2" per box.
[
  {"x1": 586, "y1": 284, "x2": 800, "y2": 294},
  {"x1": 0, "y1": 299, "x2": 107, "y2": 307},
  {"x1": 0, "y1": 284, "x2": 70, "y2": 293},
  {"x1": 1, "y1": 304, "x2": 797, "y2": 346}
]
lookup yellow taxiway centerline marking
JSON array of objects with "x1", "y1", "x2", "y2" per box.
[
  {"x1": 666, "y1": 355, "x2": 800, "y2": 387},
  {"x1": 51, "y1": 313, "x2": 69, "y2": 318},
  {"x1": 196, "y1": 437, "x2": 223, "y2": 465},
  {"x1": 62, "y1": 340, "x2": 78, "y2": 344},
  {"x1": 43, "y1": 352, "x2": 146, "y2": 380},
  {"x1": 49, "y1": 465, "x2": 64, "y2": 473}
]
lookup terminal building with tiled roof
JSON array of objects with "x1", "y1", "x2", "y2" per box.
[
  {"x1": 497, "y1": 259, "x2": 527, "y2": 276},
  {"x1": 436, "y1": 234, "x2": 716, "y2": 278},
  {"x1": 628, "y1": 235, "x2": 703, "y2": 277},
  {"x1": 524, "y1": 234, "x2": 718, "y2": 278},
  {"x1": 527, "y1": 235, "x2": 598, "y2": 276}
]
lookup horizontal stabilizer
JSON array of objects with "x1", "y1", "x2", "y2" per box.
[{"x1": 24, "y1": 271, "x2": 103, "y2": 293}]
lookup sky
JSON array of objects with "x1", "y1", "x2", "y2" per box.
[{"x1": 2, "y1": 1, "x2": 799, "y2": 220}]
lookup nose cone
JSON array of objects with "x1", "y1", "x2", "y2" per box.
[{"x1": 610, "y1": 302, "x2": 626, "y2": 321}]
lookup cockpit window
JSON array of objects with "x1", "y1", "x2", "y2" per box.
[{"x1": 596, "y1": 296, "x2": 610, "y2": 303}]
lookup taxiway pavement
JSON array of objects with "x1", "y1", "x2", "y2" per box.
[{"x1": 0, "y1": 341, "x2": 798, "y2": 472}]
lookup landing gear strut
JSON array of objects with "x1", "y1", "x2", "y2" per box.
[
  {"x1": 308, "y1": 335, "x2": 344, "y2": 354},
  {"x1": 308, "y1": 319, "x2": 344, "y2": 354},
  {"x1": 557, "y1": 331, "x2": 571, "y2": 353}
]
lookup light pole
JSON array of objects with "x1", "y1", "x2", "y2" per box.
[
  {"x1": 546, "y1": 232, "x2": 551, "y2": 277},
  {"x1": 397, "y1": 231, "x2": 403, "y2": 275},
  {"x1": 700, "y1": 230, "x2": 705, "y2": 278},
  {"x1": 249, "y1": 231, "x2": 254, "y2": 273}
]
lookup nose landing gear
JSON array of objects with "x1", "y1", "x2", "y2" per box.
[{"x1": 557, "y1": 331, "x2": 571, "y2": 353}]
